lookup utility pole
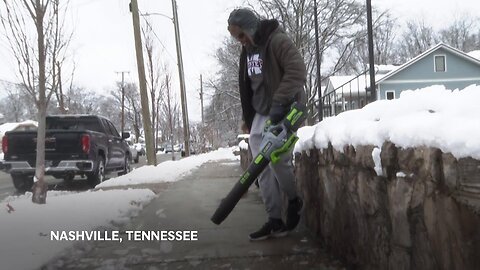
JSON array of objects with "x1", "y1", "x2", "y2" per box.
[
  {"x1": 116, "y1": 71, "x2": 129, "y2": 134},
  {"x1": 130, "y1": 0, "x2": 157, "y2": 165},
  {"x1": 171, "y1": 0, "x2": 190, "y2": 157},
  {"x1": 314, "y1": 0, "x2": 323, "y2": 122},
  {"x1": 200, "y1": 74, "x2": 204, "y2": 125},
  {"x1": 366, "y1": 0, "x2": 376, "y2": 102}
]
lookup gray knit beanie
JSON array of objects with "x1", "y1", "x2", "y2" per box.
[{"x1": 228, "y1": 8, "x2": 259, "y2": 37}]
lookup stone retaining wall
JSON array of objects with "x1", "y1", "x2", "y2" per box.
[{"x1": 294, "y1": 142, "x2": 480, "y2": 269}]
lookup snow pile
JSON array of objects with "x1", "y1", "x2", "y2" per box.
[
  {"x1": 295, "y1": 84, "x2": 480, "y2": 159},
  {"x1": 97, "y1": 147, "x2": 239, "y2": 188},
  {"x1": 239, "y1": 139, "x2": 249, "y2": 150},
  {"x1": 0, "y1": 188, "x2": 155, "y2": 270}
]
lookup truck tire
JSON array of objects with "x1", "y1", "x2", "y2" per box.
[
  {"x1": 11, "y1": 175, "x2": 34, "y2": 192},
  {"x1": 118, "y1": 156, "x2": 132, "y2": 176},
  {"x1": 87, "y1": 158, "x2": 105, "y2": 187}
]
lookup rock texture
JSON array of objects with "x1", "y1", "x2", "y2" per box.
[{"x1": 293, "y1": 142, "x2": 480, "y2": 269}]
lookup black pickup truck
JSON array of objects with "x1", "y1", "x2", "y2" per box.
[{"x1": 1, "y1": 115, "x2": 133, "y2": 191}]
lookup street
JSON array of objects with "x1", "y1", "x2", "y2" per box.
[{"x1": 0, "y1": 152, "x2": 181, "y2": 201}]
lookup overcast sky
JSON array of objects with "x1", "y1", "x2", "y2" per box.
[{"x1": 0, "y1": 0, "x2": 479, "y2": 122}]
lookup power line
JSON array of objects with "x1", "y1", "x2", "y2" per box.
[{"x1": 138, "y1": 9, "x2": 177, "y2": 62}]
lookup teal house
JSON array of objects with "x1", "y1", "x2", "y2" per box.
[{"x1": 376, "y1": 43, "x2": 480, "y2": 100}]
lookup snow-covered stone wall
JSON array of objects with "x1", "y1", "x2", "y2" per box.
[{"x1": 294, "y1": 143, "x2": 480, "y2": 270}]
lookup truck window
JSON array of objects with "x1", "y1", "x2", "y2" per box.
[
  {"x1": 107, "y1": 121, "x2": 121, "y2": 137},
  {"x1": 46, "y1": 117, "x2": 102, "y2": 132},
  {"x1": 102, "y1": 119, "x2": 120, "y2": 138}
]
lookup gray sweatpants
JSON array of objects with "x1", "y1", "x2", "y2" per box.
[{"x1": 249, "y1": 113, "x2": 298, "y2": 220}]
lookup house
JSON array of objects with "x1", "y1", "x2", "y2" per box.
[
  {"x1": 376, "y1": 43, "x2": 480, "y2": 100},
  {"x1": 323, "y1": 43, "x2": 480, "y2": 117},
  {"x1": 323, "y1": 65, "x2": 396, "y2": 116}
]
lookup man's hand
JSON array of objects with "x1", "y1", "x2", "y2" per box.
[
  {"x1": 269, "y1": 103, "x2": 289, "y2": 124},
  {"x1": 241, "y1": 121, "x2": 250, "y2": 134}
]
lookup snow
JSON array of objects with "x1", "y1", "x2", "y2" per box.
[
  {"x1": 0, "y1": 147, "x2": 237, "y2": 270},
  {"x1": 372, "y1": 147, "x2": 383, "y2": 176},
  {"x1": 295, "y1": 84, "x2": 480, "y2": 160},
  {"x1": 237, "y1": 134, "x2": 250, "y2": 140},
  {"x1": 467, "y1": 50, "x2": 480, "y2": 60},
  {"x1": 96, "y1": 147, "x2": 239, "y2": 188},
  {"x1": 239, "y1": 139, "x2": 249, "y2": 150},
  {"x1": 0, "y1": 189, "x2": 155, "y2": 270},
  {"x1": 0, "y1": 120, "x2": 38, "y2": 137}
]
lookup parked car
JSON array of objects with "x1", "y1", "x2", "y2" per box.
[
  {"x1": 181, "y1": 145, "x2": 196, "y2": 157},
  {"x1": 1, "y1": 115, "x2": 133, "y2": 191},
  {"x1": 164, "y1": 145, "x2": 174, "y2": 153},
  {"x1": 134, "y1": 143, "x2": 146, "y2": 156},
  {"x1": 127, "y1": 140, "x2": 139, "y2": 163},
  {"x1": 174, "y1": 144, "x2": 181, "y2": 152}
]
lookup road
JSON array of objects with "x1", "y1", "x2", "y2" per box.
[{"x1": 0, "y1": 152, "x2": 182, "y2": 202}]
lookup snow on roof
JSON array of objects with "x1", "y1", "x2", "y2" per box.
[
  {"x1": 295, "y1": 84, "x2": 480, "y2": 160},
  {"x1": 467, "y1": 50, "x2": 480, "y2": 60},
  {"x1": 376, "y1": 65, "x2": 398, "y2": 74}
]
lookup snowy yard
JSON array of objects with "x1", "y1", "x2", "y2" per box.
[{"x1": 0, "y1": 148, "x2": 238, "y2": 270}]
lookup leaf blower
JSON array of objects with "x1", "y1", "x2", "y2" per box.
[{"x1": 211, "y1": 102, "x2": 307, "y2": 225}]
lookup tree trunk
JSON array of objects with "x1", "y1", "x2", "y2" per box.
[{"x1": 32, "y1": 1, "x2": 48, "y2": 204}]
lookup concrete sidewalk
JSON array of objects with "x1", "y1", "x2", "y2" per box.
[{"x1": 46, "y1": 159, "x2": 343, "y2": 269}]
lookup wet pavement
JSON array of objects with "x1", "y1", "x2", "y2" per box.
[{"x1": 44, "y1": 159, "x2": 344, "y2": 270}]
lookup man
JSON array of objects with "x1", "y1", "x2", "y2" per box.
[{"x1": 227, "y1": 8, "x2": 306, "y2": 241}]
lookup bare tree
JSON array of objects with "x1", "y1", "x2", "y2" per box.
[
  {"x1": 439, "y1": 14, "x2": 480, "y2": 52},
  {"x1": 340, "y1": 10, "x2": 399, "y2": 73},
  {"x1": 142, "y1": 20, "x2": 166, "y2": 151},
  {"x1": 397, "y1": 19, "x2": 439, "y2": 62},
  {"x1": 109, "y1": 82, "x2": 142, "y2": 140},
  {"x1": 249, "y1": 0, "x2": 367, "y2": 123},
  {"x1": 161, "y1": 73, "x2": 179, "y2": 160},
  {"x1": 124, "y1": 83, "x2": 143, "y2": 142},
  {"x1": 63, "y1": 85, "x2": 102, "y2": 115},
  {"x1": 0, "y1": 0, "x2": 72, "y2": 203},
  {"x1": 0, "y1": 83, "x2": 29, "y2": 122},
  {"x1": 202, "y1": 37, "x2": 243, "y2": 146}
]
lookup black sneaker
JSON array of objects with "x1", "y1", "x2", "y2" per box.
[
  {"x1": 249, "y1": 218, "x2": 288, "y2": 241},
  {"x1": 286, "y1": 197, "x2": 303, "y2": 231}
]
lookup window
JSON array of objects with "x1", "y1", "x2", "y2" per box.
[
  {"x1": 106, "y1": 120, "x2": 120, "y2": 138},
  {"x1": 434, "y1": 55, "x2": 446, "y2": 72},
  {"x1": 386, "y1": 91, "x2": 395, "y2": 100}
]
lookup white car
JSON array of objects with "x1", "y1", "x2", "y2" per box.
[
  {"x1": 134, "y1": 143, "x2": 146, "y2": 156},
  {"x1": 127, "y1": 141, "x2": 140, "y2": 163}
]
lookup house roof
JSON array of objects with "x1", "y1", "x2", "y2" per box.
[{"x1": 377, "y1": 43, "x2": 480, "y2": 84}]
